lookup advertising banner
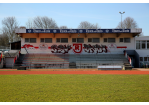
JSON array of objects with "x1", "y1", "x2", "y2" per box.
[{"x1": 26, "y1": 29, "x2": 131, "y2": 33}]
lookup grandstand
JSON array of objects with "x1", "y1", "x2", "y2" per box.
[
  {"x1": 1, "y1": 27, "x2": 149, "y2": 70},
  {"x1": 12, "y1": 53, "x2": 131, "y2": 70}
]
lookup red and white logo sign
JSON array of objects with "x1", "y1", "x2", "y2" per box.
[
  {"x1": 39, "y1": 44, "x2": 48, "y2": 50},
  {"x1": 73, "y1": 43, "x2": 82, "y2": 54},
  {"x1": 108, "y1": 43, "x2": 117, "y2": 49}
]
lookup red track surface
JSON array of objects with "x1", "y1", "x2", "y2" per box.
[{"x1": 1, "y1": 70, "x2": 149, "y2": 75}]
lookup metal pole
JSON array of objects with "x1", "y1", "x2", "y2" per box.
[
  {"x1": 119, "y1": 12, "x2": 125, "y2": 28},
  {"x1": 121, "y1": 14, "x2": 122, "y2": 28}
]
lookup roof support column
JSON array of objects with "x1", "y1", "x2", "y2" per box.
[
  {"x1": 116, "y1": 33, "x2": 121, "y2": 37},
  {"x1": 85, "y1": 33, "x2": 88, "y2": 38},
  {"x1": 37, "y1": 33, "x2": 39, "y2": 38},
  {"x1": 53, "y1": 33, "x2": 55, "y2": 38},
  {"x1": 100, "y1": 33, "x2": 104, "y2": 37},
  {"x1": 69, "y1": 33, "x2": 71, "y2": 38}
]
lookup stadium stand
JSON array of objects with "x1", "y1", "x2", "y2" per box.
[{"x1": 18, "y1": 53, "x2": 131, "y2": 70}]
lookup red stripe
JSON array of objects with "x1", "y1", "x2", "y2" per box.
[
  {"x1": 34, "y1": 47, "x2": 39, "y2": 49},
  {"x1": 117, "y1": 46, "x2": 127, "y2": 48},
  {"x1": 48, "y1": 47, "x2": 51, "y2": 49}
]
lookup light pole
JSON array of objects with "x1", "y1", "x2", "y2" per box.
[{"x1": 119, "y1": 11, "x2": 125, "y2": 28}]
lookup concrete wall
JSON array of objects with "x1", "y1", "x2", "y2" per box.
[{"x1": 5, "y1": 57, "x2": 15, "y2": 68}]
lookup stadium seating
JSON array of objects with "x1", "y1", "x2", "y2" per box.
[
  {"x1": 22, "y1": 54, "x2": 69, "y2": 69},
  {"x1": 21, "y1": 53, "x2": 130, "y2": 69}
]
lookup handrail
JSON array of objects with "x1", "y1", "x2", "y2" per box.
[
  {"x1": 7, "y1": 51, "x2": 11, "y2": 57},
  {"x1": 23, "y1": 45, "x2": 29, "y2": 54},
  {"x1": 124, "y1": 50, "x2": 131, "y2": 65}
]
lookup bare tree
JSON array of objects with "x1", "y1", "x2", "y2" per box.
[
  {"x1": 2, "y1": 17, "x2": 20, "y2": 43},
  {"x1": 117, "y1": 17, "x2": 138, "y2": 29},
  {"x1": 26, "y1": 19, "x2": 34, "y2": 29},
  {"x1": 139, "y1": 32, "x2": 144, "y2": 36},
  {"x1": 0, "y1": 33, "x2": 9, "y2": 47},
  {"x1": 78, "y1": 21, "x2": 100, "y2": 29},
  {"x1": 31, "y1": 16, "x2": 58, "y2": 29},
  {"x1": 116, "y1": 17, "x2": 143, "y2": 36},
  {"x1": 59, "y1": 26, "x2": 68, "y2": 29}
]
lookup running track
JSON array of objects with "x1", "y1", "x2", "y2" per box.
[{"x1": 1, "y1": 71, "x2": 149, "y2": 75}]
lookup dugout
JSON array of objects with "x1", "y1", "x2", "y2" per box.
[{"x1": 9, "y1": 41, "x2": 21, "y2": 50}]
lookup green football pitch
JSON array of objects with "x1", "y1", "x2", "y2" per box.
[{"x1": 0, "y1": 74, "x2": 149, "y2": 102}]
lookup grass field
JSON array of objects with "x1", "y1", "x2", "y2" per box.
[{"x1": 0, "y1": 74, "x2": 149, "y2": 102}]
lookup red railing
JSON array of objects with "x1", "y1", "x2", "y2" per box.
[
  {"x1": 0, "y1": 53, "x2": 2, "y2": 62},
  {"x1": 124, "y1": 50, "x2": 131, "y2": 65}
]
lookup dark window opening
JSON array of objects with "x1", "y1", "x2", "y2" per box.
[
  {"x1": 61, "y1": 38, "x2": 68, "y2": 43},
  {"x1": 88, "y1": 38, "x2": 92, "y2": 42},
  {"x1": 124, "y1": 38, "x2": 130, "y2": 43},
  {"x1": 72, "y1": 38, "x2": 76, "y2": 42},
  {"x1": 104, "y1": 38, "x2": 107, "y2": 42},
  {"x1": 40, "y1": 38, "x2": 44, "y2": 43},
  {"x1": 120, "y1": 38, "x2": 123, "y2": 42},
  {"x1": 25, "y1": 38, "x2": 29, "y2": 42},
  {"x1": 144, "y1": 57, "x2": 147, "y2": 61},
  {"x1": 30, "y1": 38, "x2": 36, "y2": 43},
  {"x1": 140, "y1": 57, "x2": 143, "y2": 61},
  {"x1": 45, "y1": 38, "x2": 52, "y2": 43},
  {"x1": 77, "y1": 38, "x2": 84, "y2": 43},
  {"x1": 93, "y1": 38, "x2": 99, "y2": 43},
  {"x1": 108, "y1": 38, "x2": 115, "y2": 43},
  {"x1": 56, "y1": 38, "x2": 60, "y2": 42}
]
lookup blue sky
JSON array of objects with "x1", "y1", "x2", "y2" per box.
[{"x1": 0, "y1": 3, "x2": 149, "y2": 35}]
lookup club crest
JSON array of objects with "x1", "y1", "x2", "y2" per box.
[{"x1": 73, "y1": 43, "x2": 82, "y2": 54}]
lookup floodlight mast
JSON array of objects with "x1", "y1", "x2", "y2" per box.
[{"x1": 119, "y1": 12, "x2": 125, "y2": 28}]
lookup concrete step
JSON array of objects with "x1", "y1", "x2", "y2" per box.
[
  {"x1": 125, "y1": 66, "x2": 132, "y2": 70},
  {"x1": 17, "y1": 67, "x2": 26, "y2": 70},
  {"x1": 69, "y1": 66, "x2": 76, "y2": 68},
  {"x1": 69, "y1": 62, "x2": 76, "y2": 66}
]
